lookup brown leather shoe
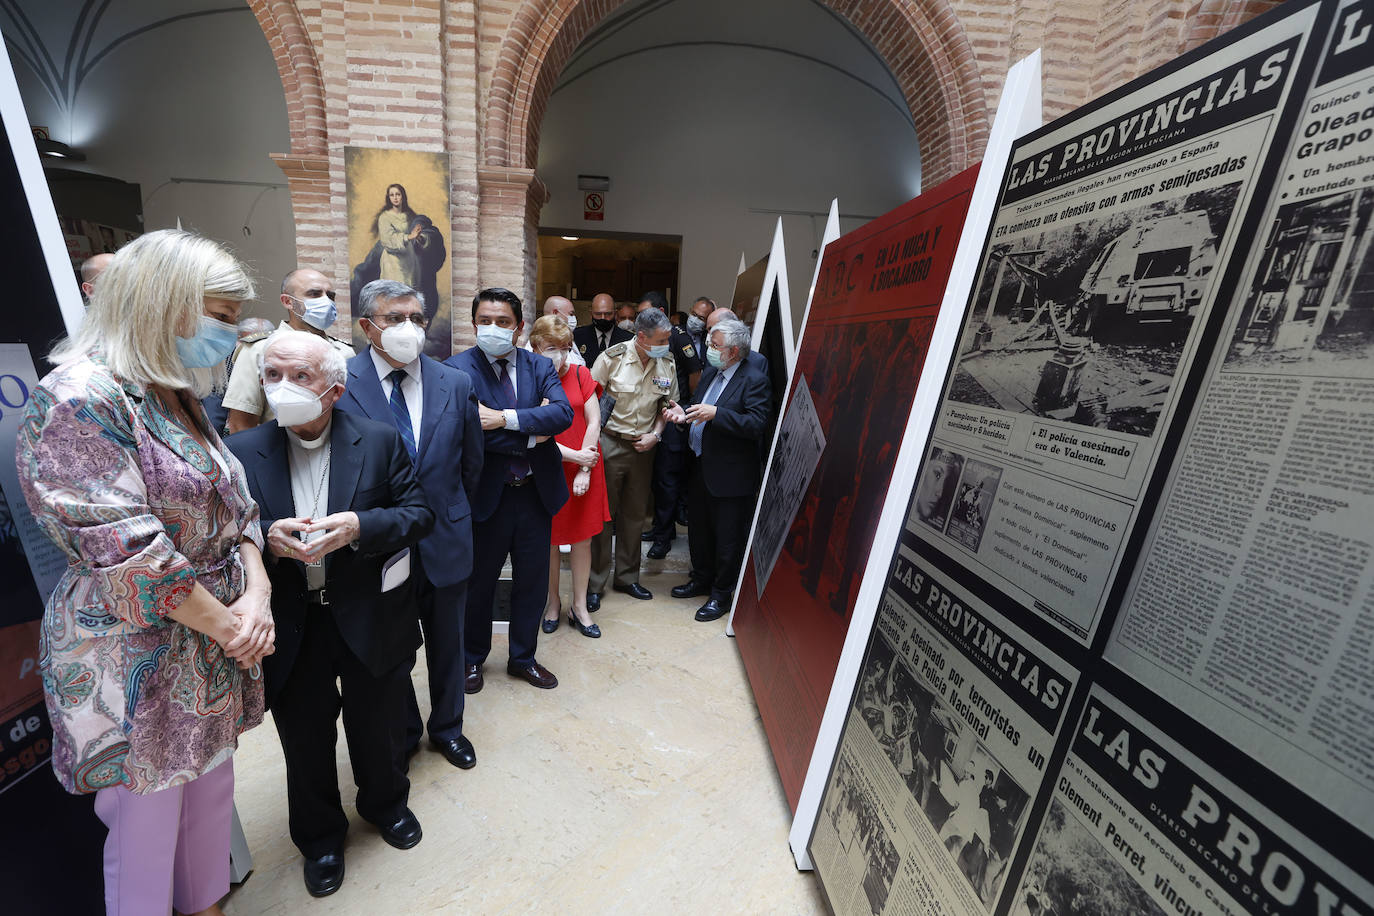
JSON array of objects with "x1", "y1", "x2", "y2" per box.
[
  {"x1": 506, "y1": 660, "x2": 558, "y2": 689},
  {"x1": 464, "y1": 664, "x2": 483, "y2": 694}
]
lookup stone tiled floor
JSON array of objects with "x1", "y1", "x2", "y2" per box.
[{"x1": 222, "y1": 566, "x2": 828, "y2": 915}]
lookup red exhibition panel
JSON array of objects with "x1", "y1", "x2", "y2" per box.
[{"x1": 734, "y1": 164, "x2": 980, "y2": 809}]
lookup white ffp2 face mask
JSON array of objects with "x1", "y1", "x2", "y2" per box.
[
  {"x1": 379, "y1": 322, "x2": 426, "y2": 364},
  {"x1": 267, "y1": 380, "x2": 329, "y2": 427}
]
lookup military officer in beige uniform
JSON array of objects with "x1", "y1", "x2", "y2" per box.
[{"x1": 588, "y1": 307, "x2": 679, "y2": 605}]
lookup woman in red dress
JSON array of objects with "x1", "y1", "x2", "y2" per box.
[{"x1": 531, "y1": 316, "x2": 610, "y2": 637}]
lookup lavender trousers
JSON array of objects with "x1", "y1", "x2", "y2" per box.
[{"x1": 92, "y1": 759, "x2": 235, "y2": 916}]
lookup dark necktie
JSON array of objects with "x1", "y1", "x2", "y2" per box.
[
  {"x1": 496, "y1": 358, "x2": 530, "y2": 481},
  {"x1": 387, "y1": 369, "x2": 416, "y2": 461}
]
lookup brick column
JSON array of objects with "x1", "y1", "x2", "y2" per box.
[
  {"x1": 269, "y1": 154, "x2": 332, "y2": 270},
  {"x1": 477, "y1": 166, "x2": 549, "y2": 324}
]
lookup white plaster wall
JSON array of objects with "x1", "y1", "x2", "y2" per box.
[
  {"x1": 537, "y1": 0, "x2": 922, "y2": 324},
  {"x1": 7, "y1": 5, "x2": 294, "y2": 320}
]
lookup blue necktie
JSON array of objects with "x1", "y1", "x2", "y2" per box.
[
  {"x1": 689, "y1": 372, "x2": 727, "y2": 456},
  {"x1": 387, "y1": 369, "x2": 416, "y2": 461},
  {"x1": 496, "y1": 359, "x2": 530, "y2": 480}
]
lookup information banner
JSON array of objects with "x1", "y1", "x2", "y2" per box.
[
  {"x1": 1106, "y1": 0, "x2": 1374, "y2": 837},
  {"x1": 907, "y1": 3, "x2": 1320, "y2": 646},
  {"x1": 733, "y1": 166, "x2": 980, "y2": 808}
]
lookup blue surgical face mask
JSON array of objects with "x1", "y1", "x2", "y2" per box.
[
  {"x1": 292, "y1": 294, "x2": 337, "y2": 331},
  {"x1": 707, "y1": 346, "x2": 728, "y2": 369},
  {"x1": 175, "y1": 315, "x2": 239, "y2": 368},
  {"x1": 476, "y1": 324, "x2": 516, "y2": 357},
  {"x1": 642, "y1": 338, "x2": 670, "y2": 359}
]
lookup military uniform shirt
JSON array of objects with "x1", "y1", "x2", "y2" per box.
[{"x1": 591, "y1": 340, "x2": 679, "y2": 438}]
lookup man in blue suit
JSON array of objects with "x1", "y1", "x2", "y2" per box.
[
  {"x1": 665, "y1": 318, "x2": 773, "y2": 622},
  {"x1": 446, "y1": 288, "x2": 574, "y2": 690},
  {"x1": 336, "y1": 279, "x2": 485, "y2": 770}
]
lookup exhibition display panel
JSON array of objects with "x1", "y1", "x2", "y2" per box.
[{"x1": 806, "y1": 1, "x2": 1374, "y2": 913}]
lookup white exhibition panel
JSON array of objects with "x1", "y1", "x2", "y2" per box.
[{"x1": 785, "y1": 50, "x2": 1045, "y2": 871}]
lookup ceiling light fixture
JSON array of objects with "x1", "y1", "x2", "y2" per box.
[
  {"x1": 561, "y1": 235, "x2": 580, "y2": 241},
  {"x1": 36, "y1": 139, "x2": 85, "y2": 161}
]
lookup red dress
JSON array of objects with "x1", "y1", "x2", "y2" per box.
[{"x1": 551, "y1": 363, "x2": 612, "y2": 545}]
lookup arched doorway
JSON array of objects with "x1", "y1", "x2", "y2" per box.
[
  {"x1": 477, "y1": 0, "x2": 987, "y2": 311},
  {"x1": 485, "y1": 0, "x2": 987, "y2": 186}
]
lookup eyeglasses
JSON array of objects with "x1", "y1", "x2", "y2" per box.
[{"x1": 374, "y1": 312, "x2": 428, "y2": 329}]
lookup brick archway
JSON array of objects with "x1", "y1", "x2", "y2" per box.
[
  {"x1": 484, "y1": 0, "x2": 989, "y2": 191},
  {"x1": 1180, "y1": 0, "x2": 1285, "y2": 52},
  {"x1": 247, "y1": 0, "x2": 326, "y2": 154}
]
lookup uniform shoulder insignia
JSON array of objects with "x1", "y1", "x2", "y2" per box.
[{"x1": 605, "y1": 341, "x2": 629, "y2": 356}]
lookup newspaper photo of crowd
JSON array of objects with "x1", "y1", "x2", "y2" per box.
[
  {"x1": 825, "y1": 754, "x2": 902, "y2": 915},
  {"x1": 854, "y1": 629, "x2": 1030, "y2": 909}
]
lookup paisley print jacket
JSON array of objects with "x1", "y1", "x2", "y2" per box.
[{"x1": 16, "y1": 355, "x2": 265, "y2": 795}]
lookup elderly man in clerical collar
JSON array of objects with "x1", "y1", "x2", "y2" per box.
[{"x1": 226, "y1": 328, "x2": 435, "y2": 899}]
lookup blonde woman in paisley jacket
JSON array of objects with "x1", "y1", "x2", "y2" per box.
[{"x1": 16, "y1": 230, "x2": 274, "y2": 916}]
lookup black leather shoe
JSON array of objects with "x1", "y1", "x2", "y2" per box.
[
  {"x1": 541, "y1": 615, "x2": 559, "y2": 634},
  {"x1": 303, "y1": 852, "x2": 345, "y2": 897},
  {"x1": 671, "y1": 580, "x2": 709, "y2": 599},
  {"x1": 695, "y1": 599, "x2": 729, "y2": 622},
  {"x1": 431, "y1": 735, "x2": 476, "y2": 769},
  {"x1": 646, "y1": 542, "x2": 670, "y2": 559},
  {"x1": 464, "y1": 664, "x2": 483, "y2": 694},
  {"x1": 640, "y1": 530, "x2": 656, "y2": 541},
  {"x1": 375, "y1": 808, "x2": 423, "y2": 850},
  {"x1": 507, "y1": 660, "x2": 558, "y2": 688},
  {"x1": 614, "y1": 582, "x2": 653, "y2": 600},
  {"x1": 586, "y1": 591, "x2": 601, "y2": 613},
  {"x1": 568, "y1": 609, "x2": 601, "y2": 638}
]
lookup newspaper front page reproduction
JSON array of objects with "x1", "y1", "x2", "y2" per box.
[
  {"x1": 1011, "y1": 687, "x2": 1374, "y2": 916},
  {"x1": 752, "y1": 375, "x2": 826, "y2": 596},
  {"x1": 1107, "y1": 0, "x2": 1374, "y2": 836},
  {"x1": 907, "y1": 4, "x2": 1322, "y2": 645},
  {"x1": 810, "y1": 552, "x2": 1078, "y2": 916}
]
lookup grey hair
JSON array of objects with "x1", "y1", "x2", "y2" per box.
[
  {"x1": 357, "y1": 278, "x2": 424, "y2": 318},
  {"x1": 635, "y1": 308, "x2": 670, "y2": 335},
  {"x1": 260, "y1": 328, "x2": 347, "y2": 388},
  {"x1": 51, "y1": 229, "x2": 255, "y2": 390},
  {"x1": 238, "y1": 316, "x2": 275, "y2": 337},
  {"x1": 711, "y1": 318, "x2": 751, "y2": 354}
]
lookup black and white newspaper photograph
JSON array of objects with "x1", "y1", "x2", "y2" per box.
[
  {"x1": 751, "y1": 374, "x2": 826, "y2": 596},
  {"x1": 823, "y1": 753, "x2": 903, "y2": 916},
  {"x1": 1108, "y1": 0, "x2": 1374, "y2": 836},
  {"x1": 908, "y1": 3, "x2": 1323, "y2": 646},
  {"x1": 1011, "y1": 687, "x2": 1374, "y2": 916},
  {"x1": 810, "y1": 550, "x2": 1077, "y2": 916}
]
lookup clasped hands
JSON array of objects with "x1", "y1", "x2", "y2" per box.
[
  {"x1": 223, "y1": 586, "x2": 273, "y2": 670},
  {"x1": 266, "y1": 512, "x2": 361, "y2": 564}
]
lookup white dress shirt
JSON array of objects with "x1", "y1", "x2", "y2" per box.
[
  {"x1": 484, "y1": 349, "x2": 537, "y2": 447},
  {"x1": 286, "y1": 421, "x2": 333, "y2": 590},
  {"x1": 370, "y1": 347, "x2": 423, "y2": 444}
]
